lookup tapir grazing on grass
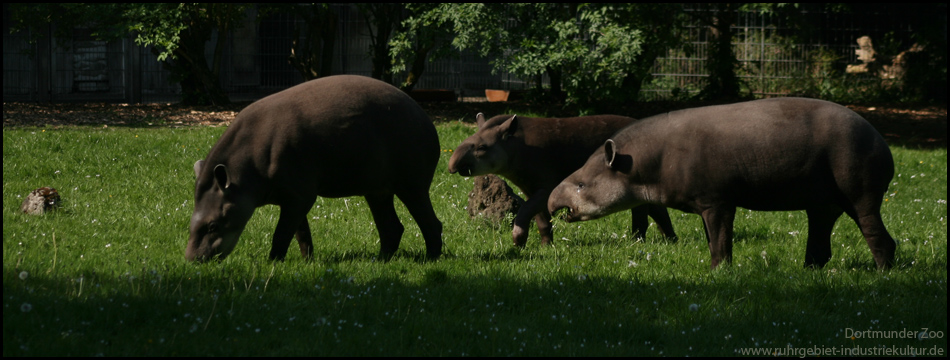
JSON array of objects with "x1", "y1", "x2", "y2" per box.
[
  {"x1": 187, "y1": 75, "x2": 442, "y2": 262},
  {"x1": 548, "y1": 97, "x2": 896, "y2": 269},
  {"x1": 448, "y1": 113, "x2": 677, "y2": 246}
]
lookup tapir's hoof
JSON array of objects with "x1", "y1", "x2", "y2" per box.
[
  {"x1": 539, "y1": 235, "x2": 554, "y2": 245},
  {"x1": 511, "y1": 226, "x2": 528, "y2": 247}
]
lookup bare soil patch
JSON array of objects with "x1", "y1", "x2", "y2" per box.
[{"x1": 4, "y1": 100, "x2": 945, "y2": 148}]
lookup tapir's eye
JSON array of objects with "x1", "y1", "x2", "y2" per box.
[
  {"x1": 476, "y1": 144, "x2": 488, "y2": 152},
  {"x1": 208, "y1": 222, "x2": 218, "y2": 233},
  {"x1": 577, "y1": 182, "x2": 586, "y2": 192}
]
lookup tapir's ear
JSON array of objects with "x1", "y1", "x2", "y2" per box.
[
  {"x1": 213, "y1": 164, "x2": 231, "y2": 191},
  {"x1": 475, "y1": 113, "x2": 486, "y2": 128},
  {"x1": 500, "y1": 115, "x2": 519, "y2": 140},
  {"x1": 604, "y1": 139, "x2": 618, "y2": 168},
  {"x1": 193, "y1": 160, "x2": 204, "y2": 177}
]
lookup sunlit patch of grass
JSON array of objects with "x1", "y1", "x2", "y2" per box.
[{"x1": 3, "y1": 125, "x2": 946, "y2": 356}]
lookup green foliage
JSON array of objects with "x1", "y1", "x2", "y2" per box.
[
  {"x1": 3, "y1": 122, "x2": 947, "y2": 356},
  {"x1": 429, "y1": 4, "x2": 683, "y2": 108},
  {"x1": 123, "y1": 4, "x2": 189, "y2": 62},
  {"x1": 7, "y1": 4, "x2": 127, "y2": 47},
  {"x1": 546, "y1": 6, "x2": 646, "y2": 105},
  {"x1": 389, "y1": 3, "x2": 458, "y2": 91}
]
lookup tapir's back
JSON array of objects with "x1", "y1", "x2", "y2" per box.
[
  {"x1": 204, "y1": 75, "x2": 439, "y2": 198},
  {"x1": 614, "y1": 97, "x2": 893, "y2": 211}
]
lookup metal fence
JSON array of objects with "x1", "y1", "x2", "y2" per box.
[
  {"x1": 641, "y1": 7, "x2": 927, "y2": 100},
  {"x1": 2, "y1": 4, "x2": 928, "y2": 104}
]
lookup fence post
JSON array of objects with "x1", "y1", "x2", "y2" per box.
[
  {"x1": 127, "y1": 36, "x2": 142, "y2": 104},
  {"x1": 35, "y1": 23, "x2": 52, "y2": 102}
]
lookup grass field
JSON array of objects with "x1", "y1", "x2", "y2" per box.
[{"x1": 3, "y1": 120, "x2": 947, "y2": 356}]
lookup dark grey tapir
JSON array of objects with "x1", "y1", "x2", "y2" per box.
[
  {"x1": 448, "y1": 113, "x2": 677, "y2": 246},
  {"x1": 548, "y1": 97, "x2": 896, "y2": 269},
  {"x1": 187, "y1": 75, "x2": 442, "y2": 262}
]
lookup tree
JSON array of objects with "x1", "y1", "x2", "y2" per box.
[
  {"x1": 388, "y1": 3, "x2": 457, "y2": 92},
  {"x1": 126, "y1": 4, "x2": 248, "y2": 105},
  {"x1": 9, "y1": 3, "x2": 248, "y2": 105},
  {"x1": 594, "y1": 4, "x2": 686, "y2": 101},
  {"x1": 357, "y1": 4, "x2": 406, "y2": 84},
  {"x1": 421, "y1": 4, "x2": 683, "y2": 108},
  {"x1": 261, "y1": 4, "x2": 338, "y2": 81},
  {"x1": 685, "y1": 3, "x2": 745, "y2": 101}
]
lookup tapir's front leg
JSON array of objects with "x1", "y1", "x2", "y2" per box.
[
  {"x1": 533, "y1": 211, "x2": 554, "y2": 245},
  {"x1": 630, "y1": 205, "x2": 650, "y2": 240},
  {"x1": 647, "y1": 204, "x2": 678, "y2": 242},
  {"x1": 270, "y1": 204, "x2": 312, "y2": 261},
  {"x1": 512, "y1": 189, "x2": 552, "y2": 247}
]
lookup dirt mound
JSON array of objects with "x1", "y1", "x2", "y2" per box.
[{"x1": 467, "y1": 175, "x2": 524, "y2": 225}]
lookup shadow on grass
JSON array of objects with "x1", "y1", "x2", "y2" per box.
[
  {"x1": 4, "y1": 258, "x2": 946, "y2": 357},
  {"x1": 310, "y1": 248, "x2": 443, "y2": 265}
]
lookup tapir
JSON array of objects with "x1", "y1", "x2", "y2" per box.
[
  {"x1": 448, "y1": 113, "x2": 677, "y2": 247},
  {"x1": 548, "y1": 97, "x2": 896, "y2": 269},
  {"x1": 187, "y1": 75, "x2": 442, "y2": 262}
]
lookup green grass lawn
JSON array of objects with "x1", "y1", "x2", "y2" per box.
[{"x1": 3, "y1": 122, "x2": 947, "y2": 356}]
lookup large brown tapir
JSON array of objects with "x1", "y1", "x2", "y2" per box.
[
  {"x1": 187, "y1": 75, "x2": 442, "y2": 262},
  {"x1": 548, "y1": 97, "x2": 896, "y2": 269},
  {"x1": 448, "y1": 113, "x2": 677, "y2": 246}
]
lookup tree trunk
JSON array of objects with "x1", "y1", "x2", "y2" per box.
[
  {"x1": 363, "y1": 4, "x2": 403, "y2": 84},
  {"x1": 289, "y1": 5, "x2": 337, "y2": 81},
  {"x1": 701, "y1": 4, "x2": 741, "y2": 101},
  {"x1": 400, "y1": 46, "x2": 430, "y2": 92},
  {"x1": 157, "y1": 18, "x2": 230, "y2": 106},
  {"x1": 546, "y1": 65, "x2": 565, "y2": 102}
]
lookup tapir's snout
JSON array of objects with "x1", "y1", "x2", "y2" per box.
[
  {"x1": 447, "y1": 143, "x2": 473, "y2": 176},
  {"x1": 547, "y1": 185, "x2": 574, "y2": 222},
  {"x1": 186, "y1": 223, "x2": 239, "y2": 263},
  {"x1": 185, "y1": 243, "x2": 210, "y2": 262},
  {"x1": 185, "y1": 237, "x2": 224, "y2": 263},
  {"x1": 452, "y1": 166, "x2": 473, "y2": 177},
  {"x1": 549, "y1": 204, "x2": 576, "y2": 223}
]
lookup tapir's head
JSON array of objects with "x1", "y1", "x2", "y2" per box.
[
  {"x1": 548, "y1": 139, "x2": 640, "y2": 222},
  {"x1": 447, "y1": 113, "x2": 518, "y2": 177},
  {"x1": 186, "y1": 160, "x2": 255, "y2": 262}
]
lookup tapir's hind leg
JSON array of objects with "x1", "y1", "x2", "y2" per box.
[
  {"x1": 295, "y1": 217, "x2": 314, "y2": 259},
  {"x1": 856, "y1": 213, "x2": 896, "y2": 269},
  {"x1": 366, "y1": 193, "x2": 405, "y2": 259},
  {"x1": 396, "y1": 187, "x2": 443, "y2": 259},
  {"x1": 831, "y1": 143, "x2": 895, "y2": 269},
  {"x1": 843, "y1": 197, "x2": 895, "y2": 269},
  {"x1": 804, "y1": 205, "x2": 843, "y2": 268}
]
